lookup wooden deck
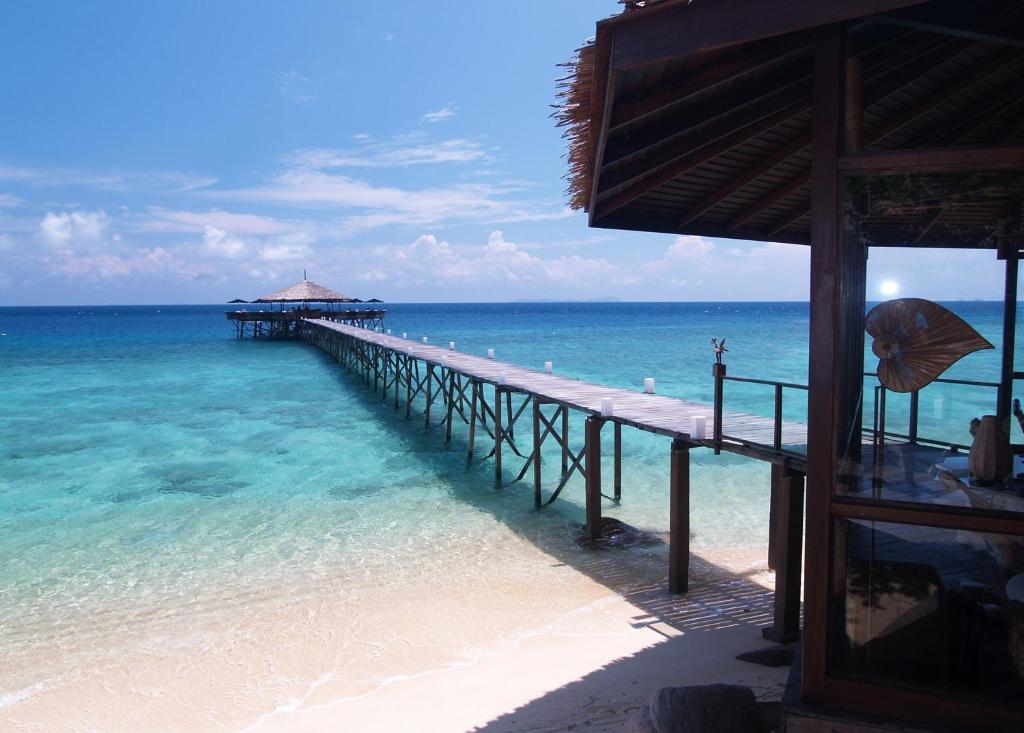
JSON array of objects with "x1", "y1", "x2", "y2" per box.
[{"x1": 306, "y1": 318, "x2": 808, "y2": 466}]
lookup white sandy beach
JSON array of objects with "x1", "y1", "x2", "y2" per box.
[{"x1": 2, "y1": 521, "x2": 788, "y2": 733}]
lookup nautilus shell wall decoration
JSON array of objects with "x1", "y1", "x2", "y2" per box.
[{"x1": 865, "y1": 298, "x2": 993, "y2": 393}]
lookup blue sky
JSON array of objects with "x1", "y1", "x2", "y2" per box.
[{"x1": 0, "y1": 1, "x2": 1005, "y2": 304}]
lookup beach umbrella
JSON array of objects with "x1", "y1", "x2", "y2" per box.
[{"x1": 866, "y1": 298, "x2": 993, "y2": 393}]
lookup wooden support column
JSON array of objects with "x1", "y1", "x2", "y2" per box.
[
  {"x1": 533, "y1": 400, "x2": 543, "y2": 508},
  {"x1": 561, "y1": 408, "x2": 570, "y2": 477},
  {"x1": 467, "y1": 381, "x2": 479, "y2": 464},
  {"x1": 424, "y1": 365, "x2": 433, "y2": 429},
  {"x1": 613, "y1": 422, "x2": 622, "y2": 502},
  {"x1": 763, "y1": 465, "x2": 805, "y2": 643},
  {"x1": 669, "y1": 438, "x2": 690, "y2": 594},
  {"x1": 585, "y1": 416, "x2": 604, "y2": 542},
  {"x1": 998, "y1": 201, "x2": 1021, "y2": 420},
  {"x1": 394, "y1": 353, "x2": 401, "y2": 409},
  {"x1": 445, "y1": 371, "x2": 455, "y2": 443},
  {"x1": 406, "y1": 357, "x2": 413, "y2": 418},
  {"x1": 803, "y1": 24, "x2": 845, "y2": 703},
  {"x1": 494, "y1": 385, "x2": 503, "y2": 486}
]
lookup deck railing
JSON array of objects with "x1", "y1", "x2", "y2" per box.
[
  {"x1": 713, "y1": 367, "x2": 1007, "y2": 456},
  {"x1": 714, "y1": 363, "x2": 809, "y2": 454}
]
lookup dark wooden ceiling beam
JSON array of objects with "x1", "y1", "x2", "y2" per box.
[
  {"x1": 607, "y1": 0, "x2": 930, "y2": 70},
  {"x1": 861, "y1": 37, "x2": 974, "y2": 107},
  {"x1": 924, "y1": 89, "x2": 1024, "y2": 147},
  {"x1": 874, "y1": 1, "x2": 1024, "y2": 49},
  {"x1": 915, "y1": 204, "x2": 952, "y2": 244},
  {"x1": 726, "y1": 43, "x2": 1005, "y2": 232},
  {"x1": 604, "y1": 68, "x2": 812, "y2": 166},
  {"x1": 676, "y1": 134, "x2": 812, "y2": 228},
  {"x1": 670, "y1": 32, "x2": 941, "y2": 231},
  {"x1": 729, "y1": 170, "x2": 813, "y2": 231},
  {"x1": 838, "y1": 145, "x2": 1024, "y2": 175},
  {"x1": 766, "y1": 201, "x2": 812, "y2": 238},
  {"x1": 866, "y1": 48, "x2": 1024, "y2": 143},
  {"x1": 592, "y1": 98, "x2": 810, "y2": 221},
  {"x1": 610, "y1": 33, "x2": 812, "y2": 132}
]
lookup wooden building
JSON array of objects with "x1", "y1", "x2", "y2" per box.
[
  {"x1": 225, "y1": 279, "x2": 385, "y2": 337},
  {"x1": 560, "y1": 1, "x2": 1024, "y2": 730}
]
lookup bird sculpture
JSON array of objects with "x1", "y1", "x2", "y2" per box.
[{"x1": 711, "y1": 337, "x2": 728, "y2": 365}]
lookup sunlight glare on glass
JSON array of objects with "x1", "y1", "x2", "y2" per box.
[{"x1": 879, "y1": 280, "x2": 900, "y2": 298}]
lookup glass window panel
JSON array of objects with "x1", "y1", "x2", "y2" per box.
[
  {"x1": 833, "y1": 173, "x2": 1024, "y2": 511},
  {"x1": 831, "y1": 519, "x2": 1024, "y2": 705}
]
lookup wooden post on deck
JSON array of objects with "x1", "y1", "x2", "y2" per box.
[
  {"x1": 669, "y1": 438, "x2": 690, "y2": 594},
  {"x1": 585, "y1": 416, "x2": 604, "y2": 542},
  {"x1": 763, "y1": 465, "x2": 805, "y2": 643},
  {"x1": 712, "y1": 362, "x2": 726, "y2": 454}
]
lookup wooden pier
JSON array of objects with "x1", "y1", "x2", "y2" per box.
[
  {"x1": 304, "y1": 317, "x2": 809, "y2": 642},
  {"x1": 226, "y1": 308, "x2": 385, "y2": 339}
]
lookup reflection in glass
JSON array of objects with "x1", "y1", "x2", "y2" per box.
[{"x1": 832, "y1": 519, "x2": 1024, "y2": 704}]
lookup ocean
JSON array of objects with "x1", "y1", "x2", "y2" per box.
[{"x1": 0, "y1": 301, "x2": 1012, "y2": 724}]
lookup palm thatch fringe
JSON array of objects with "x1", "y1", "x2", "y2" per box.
[{"x1": 552, "y1": 39, "x2": 596, "y2": 212}]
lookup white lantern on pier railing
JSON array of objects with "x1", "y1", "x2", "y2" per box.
[
  {"x1": 449, "y1": 341, "x2": 456, "y2": 351},
  {"x1": 487, "y1": 348, "x2": 495, "y2": 359},
  {"x1": 690, "y1": 415, "x2": 707, "y2": 440},
  {"x1": 644, "y1": 377, "x2": 656, "y2": 394},
  {"x1": 441, "y1": 356, "x2": 449, "y2": 368},
  {"x1": 422, "y1": 336, "x2": 428, "y2": 343},
  {"x1": 497, "y1": 371, "x2": 508, "y2": 386},
  {"x1": 600, "y1": 398, "x2": 614, "y2": 418},
  {"x1": 544, "y1": 361, "x2": 553, "y2": 374},
  {"x1": 402, "y1": 332, "x2": 407, "y2": 339},
  {"x1": 386, "y1": 328, "x2": 391, "y2": 335}
]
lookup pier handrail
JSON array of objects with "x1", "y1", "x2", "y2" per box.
[
  {"x1": 716, "y1": 367, "x2": 1007, "y2": 455},
  {"x1": 715, "y1": 368, "x2": 808, "y2": 453}
]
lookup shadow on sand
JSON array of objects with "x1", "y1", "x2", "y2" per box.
[{"x1": 317, "y1": 348, "x2": 790, "y2": 731}]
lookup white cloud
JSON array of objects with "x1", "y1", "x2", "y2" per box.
[
  {"x1": 38, "y1": 210, "x2": 110, "y2": 248},
  {"x1": 201, "y1": 225, "x2": 247, "y2": 258},
  {"x1": 665, "y1": 235, "x2": 715, "y2": 260},
  {"x1": 0, "y1": 164, "x2": 215, "y2": 193},
  {"x1": 422, "y1": 105, "x2": 456, "y2": 123},
  {"x1": 212, "y1": 170, "x2": 568, "y2": 233},
  {"x1": 44, "y1": 246, "x2": 216, "y2": 282},
  {"x1": 258, "y1": 231, "x2": 313, "y2": 261},
  {"x1": 355, "y1": 230, "x2": 615, "y2": 290},
  {"x1": 275, "y1": 71, "x2": 316, "y2": 104},
  {"x1": 0, "y1": 193, "x2": 22, "y2": 207},
  {"x1": 138, "y1": 208, "x2": 301, "y2": 235},
  {"x1": 285, "y1": 135, "x2": 489, "y2": 169}
]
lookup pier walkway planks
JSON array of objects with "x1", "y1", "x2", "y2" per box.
[{"x1": 306, "y1": 318, "x2": 808, "y2": 465}]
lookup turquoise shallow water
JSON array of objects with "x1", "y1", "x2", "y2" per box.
[{"x1": 0, "y1": 301, "x2": 1013, "y2": 703}]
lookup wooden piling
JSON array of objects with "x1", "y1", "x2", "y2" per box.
[
  {"x1": 763, "y1": 465, "x2": 805, "y2": 643},
  {"x1": 585, "y1": 416, "x2": 604, "y2": 542},
  {"x1": 533, "y1": 400, "x2": 543, "y2": 508},
  {"x1": 613, "y1": 421, "x2": 622, "y2": 502},
  {"x1": 494, "y1": 386, "x2": 503, "y2": 485},
  {"x1": 669, "y1": 438, "x2": 690, "y2": 593}
]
